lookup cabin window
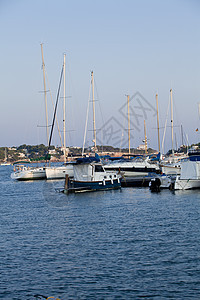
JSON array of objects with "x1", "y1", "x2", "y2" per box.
[{"x1": 95, "y1": 165, "x2": 104, "y2": 172}]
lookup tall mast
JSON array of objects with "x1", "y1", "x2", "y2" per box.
[
  {"x1": 91, "y1": 71, "x2": 97, "y2": 150},
  {"x1": 127, "y1": 95, "x2": 131, "y2": 155},
  {"x1": 170, "y1": 88, "x2": 174, "y2": 157},
  {"x1": 40, "y1": 44, "x2": 49, "y2": 145},
  {"x1": 144, "y1": 120, "x2": 148, "y2": 155},
  {"x1": 156, "y1": 93, "x2": 161, "y2": 153},
  {"x1": 63, "y1": 53, "x2": 66, "y2": 163},
  {"x1": 181, "y1": 124, "x2": 184, "y2": 146}
]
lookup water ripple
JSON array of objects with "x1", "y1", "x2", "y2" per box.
[{"x1": 0, "y1": 168, "x2": 200, "y2": 299}]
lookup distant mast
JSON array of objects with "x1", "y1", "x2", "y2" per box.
[
  {"x1": 181, "y1": 124, "x2": 184, "y2": 146},
  {"x1": 156, "y1": 93, "x2": 161, "y2": 153},
  {"x1": 63, "y1": 53, "x2": 66, "y2": 164},
  {"x1": 127, "y1": 95, "x2": 131, "y2": 155},
  {"x1": 170, "y1": 88, "x2": 174, "y2": 157},
  {"x1": 144, "y1": 120, "x2": 148, "y2": 155},
  {"x1": 91, "y1": 71, "x2": 97, "y2": 151},
  {"x1": 40, "y1": 44, "x2": 49, "y2": 145}
]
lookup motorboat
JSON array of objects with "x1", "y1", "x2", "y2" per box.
[
  {"x1": 174, "y1": 149, "x2": 200, "y2": 190},
  {"x1": 103, "y1": 156, "x2": 161, "y2": 178},
  {"x1": 149, "y1": 174, "x2": 174, "y2": 192},
  {"x1": 65, "y1": 155, "x2": 121, "y2": 193},
  {"x1": 11, "y1": 164, "x2": 46, "y2": 180}
]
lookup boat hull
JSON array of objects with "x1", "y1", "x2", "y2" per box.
[
  {"x1": 70, "y1": 178, "x2": 121, "y2": 192},
  {"x1": 46, "y1": 165, "x2": 74, "y2": 180},
  {"x1": 160, "y1": 164, "x2": 181, "y2": 175},
  {"x1": 11, "y1": 167, "x2": 46, "y2": 180},
  {"x1": 104, "y1": 160, "x2": 160, "y2": 178},
  {"x1": 174, "y1": 178, "x2": 200, "y2": 190}
]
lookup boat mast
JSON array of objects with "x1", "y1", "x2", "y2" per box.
[
  {"x1": 127, "y1": 95, "x2": 131, "y2": 155},
  {"x1": 63, "y1": 53, "x2": 66, "y2": 164},
  {"x1": 91, "y1": 71, "x2": 97, "y2": 151},
  {"x1": 170, "y1": 88, "x2": 174, "y2": 157},
  {"x1": 40, "y1": 44, "x2": 49, "y2": 145},
  {"x1": 144, "y1": 120, "x2": 148, "y2": 155},
  {"x1": 156, "y1": 93, "x2": 161, "y2": 153},
  {"x1": 4, "y1": 147, "x2": 7, "y2": 162},
  {"x1": 181, "y1": 124, "x2": 184, "y2": 146}
]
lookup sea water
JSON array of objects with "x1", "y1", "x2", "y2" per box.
[{"x1": 0, "y1": 165, "x2": 200, "y2": 299}]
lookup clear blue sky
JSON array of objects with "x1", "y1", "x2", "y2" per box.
[{"x1": 0, "y1": 0, "x2": 200, "y2": 152}]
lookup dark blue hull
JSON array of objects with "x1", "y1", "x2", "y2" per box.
[{"x1": 72, "y1": 179, "x2": 121, "y2": 192}]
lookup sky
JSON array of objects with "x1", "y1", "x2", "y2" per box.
[{"x1": 0, "y1": 0, "x2": 200, "y2": 152}]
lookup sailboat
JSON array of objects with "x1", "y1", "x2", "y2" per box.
[
  {"x1": 64, "y1": 71, "x2": 121, "y2": 193},
  {"x1": 45, "y1": 53, "x2": 74, "y2": 180},
  {"x1": 103, "y1": 95, "x2": 160, "y2": 184},
  {"x1": 159, "y1": 89, "x2": 181, "y2": 175},
  {"x1": 11, "y1": 163, "x2": 46, "y2": 180},
  {"x1": 11, "y1": 44, "x2": 50, "y2": 180},
  {"x1": 1, "y1": 148, "x2": 11, "y2": 166}
]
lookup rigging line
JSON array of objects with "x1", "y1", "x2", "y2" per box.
[
  {"x1": 82, "y1": 81, "x2": 91, "y2": 156},
  {"x1": 45, "y1": 70, "x2": 63, "y2": 148},
  {"x1": 48, "y1": 65, "x2": 64, "y2": 150},
  {"x1": 37, "y1": 125, "x2": 52, "y2": 128},
  {"x1": 93, "y1": 77, "x2": 105, "y2": 124},
  {"x1": 161, "y1": 95, "x2": 170, "y2": 154}
]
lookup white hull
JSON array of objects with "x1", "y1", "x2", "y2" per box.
[
  {"x1": 104, "y1": 159, "x2": 160, "y2": 178},
  {"x1": 160, "y1": 164, "x2": 181, "y2": 175},
  {"x1": 11, "y1": 167, "x2": 46, "y2": 180},
  {"x1": 174, "y1": 160, "x2": 200, "y2": 190},
  {"x1": 119, "y1": 171, "x2": 150, "y2": 177},
  {"x1": 1, "y1": 163, "x2": 11, "y2": 166},
  {"x1": 46, "y1": 165, "x2": 74, "y2": 180},
  {"x1": 174, "y1": 177, "x2": 200, "y2": 190}
]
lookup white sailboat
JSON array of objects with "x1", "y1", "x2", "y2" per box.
[
  {"x1": 104, "y1": 95, "x2": 160, "y2": 179},
  {"x1": 11, "y1": 164, "x2": 46, "y2": 180},
  {"x1": 159, "y1": 89, "x2": 181, "y2": 175},
  {"x1": 11, "y1": 44, "x2": 49, "y2": 180},
  {"x1": 46, "y1": 53, "x2": 74, "y2": 180}
]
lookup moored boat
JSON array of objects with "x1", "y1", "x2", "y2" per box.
[
  {"x1": 64, "y1": 155, "x2": 121, "y2": 193},
  {"x1": 11, "y1": 164, "x2": 46, "y2": 180},
  {"x1": 149, "y1": 174, "x2": 174, "y2": 192},
  {"x1": 46, "y1": 163, "x2": 74, "y2": 179},
  {"x1": 104, "y1": 156, "x2": 161, "y2": 178},
  {"x1": 174, "y1": 148, "x2": 200, "y2": 190}
]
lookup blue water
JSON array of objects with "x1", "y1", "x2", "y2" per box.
[{"x1": 0, "y1": 166, "x2": 200, "y2": 299}]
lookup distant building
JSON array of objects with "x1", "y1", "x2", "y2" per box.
[
  {"x1": 49, "y1": 149, "x2": 58, "y2": 155},
  {"x1": 137, "y1": 144, "x2": 145, "y2": 151},
  {"x1": 18, "y1": 152, "x2": 26, "y2": 158}
]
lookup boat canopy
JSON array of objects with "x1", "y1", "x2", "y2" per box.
[
  {"x1": 73, "y1": 163, "x2": 93, "y2": 181},
  {"x1": 180, "y1": 161, "x2": 200, "y2": 180},
  {"x1": 76, "y1": 153, "x2": 100, "y2": 164}
]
